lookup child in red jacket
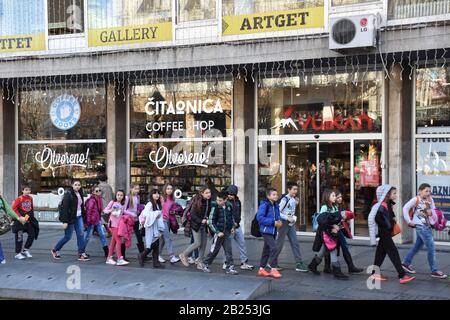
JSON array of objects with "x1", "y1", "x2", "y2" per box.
[{"x1": 12, "y1": 185, "x2": 38, "y2": 260}]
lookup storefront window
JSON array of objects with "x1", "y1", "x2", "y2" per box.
[
  {"x1": 130, "y1": 141, "x2": 232, "y2": 202},
  {"x1": 258, "y1": 140, "x2": 282, "y2": 203},
  {"x1": 19, "y1": 86, "x2": 107, "y2": 141},
  {"x1": 48, "y1": 0, "x2": 84, "y2": 35},
  {"x1": 222, "y1": 0, "x2": 323, "y2": 15},
  {"x1": 18, "y1": 143, "x2": 106, "y2": 196},
  {"x1": 130, "y1": 80, "x2": 233, "y2": 139},
  {"x1": 177, "y1": 0, "x2": 216, "y2": 23},
  {"x1": 388, "y1": 0, "x2": 450, "y2": 20},
  {"x1": 354, "y1": 140, "x2": 382, "y2": 236},
  {"x1": 416, "y1": 67, "x2": 450, "y2": 242},
  {"x1": 258, "y1": 72, "x2": 383, "y2": 135},
  {"x1": 416, "y1": 68, "x2": 450, "y2": 134}
]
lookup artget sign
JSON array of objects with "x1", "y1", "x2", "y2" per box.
[
  {"x1": 0, "y1": 33, "x2": 45, "y2": 52},
  {"x1": 88, "y1": 22, "x2": 172, "y2": 47},
  {"x1": 222, "y1": 6, "x2": 324, "y2": 36}
]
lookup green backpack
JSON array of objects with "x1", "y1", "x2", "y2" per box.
[{"x1": 0, "y1": 198, "x2": 13, "y2": 236}]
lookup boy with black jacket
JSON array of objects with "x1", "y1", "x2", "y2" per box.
[
  {"x1": 201, "y1": 192, "x2": 238, "y2": 275},
  {"x1": 221, "y1": 185, "x2": 253, "y2": 271},
  {"x1": 51, "y1": 179, "x2": 90, "y2": 261}
]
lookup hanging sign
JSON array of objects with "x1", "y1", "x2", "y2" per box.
[{"x1": 222, "y1": 6, "x2": 324, "y2": 36}]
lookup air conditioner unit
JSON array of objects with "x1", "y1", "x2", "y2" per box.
[{"x1": 329, "y1": 14, "x2": 378, "y2": 51}]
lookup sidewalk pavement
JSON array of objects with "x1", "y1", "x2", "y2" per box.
[{"x1": 0, "y1": 226, "x2": 449, "y2": 300}]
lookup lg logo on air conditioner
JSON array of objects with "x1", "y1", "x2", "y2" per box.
[{"x1": 360, "y1": 18, "x2": 368, "y2": 32}]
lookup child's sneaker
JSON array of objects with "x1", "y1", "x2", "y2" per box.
[
  {"x1": 257, "y1": 268, "x2": 271, "y2": 277},
  {"x1": 431, "y1": 271, "x2": 448, "y2": 279},
  {"x1": 197, "y1": 261, "x2": 205, "y2": 270},
  {"x1": 106, "y1": 257, "x2": 116, "y2": 265},
  {"x1": 226, "y1": 266, "x2": 239, "y2": 275},
  {"x1": 22, "y1": 250, "x2": 32, "y2": 258},
  {"x1": 222, "y1": 262, "x2": 227, "y2": 270},
  {"x1": 78, "y1": 253, "x2": 90, "y2": 262},
  {"x1": 51, "y1": 249, "x2": 61, "y2": 260},
  {"x1": 402, "y1": 263, "x2": 416, "y2": 274},
  {"x1": 269, "y1": 268, "x2": 282, "y2": 279},
  {"x1": 187, "y1": 257, "x2": 196, "y2": 264},
  {"x1": 399, "y1": 275, "x2": 415, "y2": 284},
  {"x1": 201, "y1": 263, "x2": 211, "y2": 273},
  {"x1": 170, "y1": 256, "x2": 180, "y2": 264},
  {"x1": 158, "y1": 255, "x2": 166, "y2": 263},
  {"x1": 1, "y1": 259, "x2": 6, "y2": 264},
  {"x1": 116, "y1": 258, "x2": 129, "y2": 266},
  {"x1": 15, "y1": 253, "x2": 26, "y2": 260},
  {"x1": 240, "y1": 262, "x2": 254, "y2": 270},
  {"x1": 295, "y1": 262, "x2": 309, "y2": 272}
]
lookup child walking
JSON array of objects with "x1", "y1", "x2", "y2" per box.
[
  {"x1": 308, "y1": 189, "x2": 348, "y2": 280},
  {"x1": 124, "y1": 185, "x2": 145, "y2": 259},
  {"x1": 84, "y1": 185, "x2": 109, "y2": 257},
  {"x1": 159, "y1": 183, "x2": 180, "y2": 264},
  {"x1": 103, "y1": 190, "x2": 129, "y2": 266},
  {"x1": 257, "y1": 188, "x2": 283, "y2": 279},
  {"x1": 138, "y1": 189, "x2": 165, "y2": 268},
  {"x1": 401, "y1": 183, "x2": 447, "y2": 278},
  {"x1": 368, "y1": 184, "x2": 415, "y2": 284},
  {"x1": 0, "y1": 194, "x2": 19, "y2": 264},
  {"x1": 201, "y1": 192, "x2": 238, "y2": 275},
  {"x1": 12, "y1": 185, "x2": 39, "y2": 260}
]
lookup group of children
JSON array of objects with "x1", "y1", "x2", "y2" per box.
[
  {"x1": 255, "y1": 181, "x2": 447, "y2": 283},
  {"x1": 0, "y1": 177, "x2": 448, "y2": 284}
]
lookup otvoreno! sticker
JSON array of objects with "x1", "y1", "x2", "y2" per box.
[{"x1": 50, "y1": 94, "x2": 81, "y2": 130}]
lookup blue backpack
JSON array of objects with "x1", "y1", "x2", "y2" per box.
[{"x1": 312, "y1": 212, "x2": 322, "y2": 232}]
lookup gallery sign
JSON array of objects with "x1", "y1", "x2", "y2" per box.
[
  {"x1": 222, "y1": 6, "x2": 324, "y2": 36},
  {"x1": 88, "y1": 23, "x2": 172, "y2": 47}
]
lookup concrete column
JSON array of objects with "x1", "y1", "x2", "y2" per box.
[
  {"x1": 0, "y1": 85, "x2": 17, "y2": 203},
  {"x1": 106, "y1": 82, "x2": 116, "y2": 191},
  {"x1": 114, "y1": 81, "x2": 127, "y2": 191},
  {"x1": 386, "y1": 63, "x2": 414, "y2": 244},
  {"x1": 233, "y1": 77, "x2": 256, "y2": 235}
]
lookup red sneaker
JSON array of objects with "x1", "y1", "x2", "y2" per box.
[
  {"x1": 269, "y1": 268, "x2": 282, "y2": 279},
  {"x1": 257, "y1": 268, "x2": 271, "y2": 277},
  {"x1": 399, "y1": 275, "x2": 415, "y2": 284}
]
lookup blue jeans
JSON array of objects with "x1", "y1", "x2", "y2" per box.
[
  {"x1": 84, "y1": 222, "x2": 108, "y2": 249},
  {"x1": 54, "y1": 216, "x2": 86, "y2": 254},
  {"x1": 338, "y1": 231, "x2": 350, "y2": 255},
  {"x1": 403, "y1": 225, "x2": 438, "y2": 273},
  {"x1": 0, "y1": 241, "x2": 4, "y2": 262},
  {"x1": 160, "y1": 220, "x2": 174, "y2": 257},
  {"x1": 223, "y1": 226, "x2": 249, "y2": 264}
]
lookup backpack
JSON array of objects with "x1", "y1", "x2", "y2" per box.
[
  {"x1": 251, "y1": 204, "x2": 270, "y2": 238},
  {"x1": 277, "y1": 193, "x2": 290, "y2": 212},
  {"x1": 0, "y1": 198, "x2": 13, "y2": 236},
  {"x1": 408, "y1": 196, "x2": 421, "y2": 221},
  {"x1": 58, "y1": 191, "x2": 68, "y2": 222},
  {"x1": 431, "y1": 208, "x2": 448, "y2": 231},
  {"x1": 312, "y1": 212, "x2": 321, "y2": 232},
  {"x1": 181, "y1": 198, "x2": 194, "y2": 238}
]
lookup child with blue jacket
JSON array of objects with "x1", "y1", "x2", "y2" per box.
[{"x1": 256, "y1": 188, "x2": 282, "y2": 279}]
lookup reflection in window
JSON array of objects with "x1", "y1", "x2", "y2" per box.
[
  {"x1": 416, "y1": 68, "x2": 450, "y2": 134},
  {"x1": 331, "y1": 0, "x2": 378, "y2": 6},
  {"x1": 177, "y1": 0, "x2": 216, "y2": 22},
  {"x1": 388, "y1": 0, "x2": 450, "y2": 20},
  {"x1": 48, "y1": 0, "x2": 84, "y2": 35},
  {"x1": 130, "y1": 80, "x2": 233, "y2": 139},
  {"x1": 130, "y1": 141, "x2": 232, "y2": 202},
  {"x1": 19, "y1": 143, "x2": 106, "y2": 196},
  {"x1": 258, "y1": 140, "x2": 282, "y2": 203},
  {"x1": 354, "y1": 140, "x2": 381, "y2": 236},
  {"x1": 222, "y1": 0, "x2": 323, "y2": 16},
  {"x1": 258, "y1": 72, "x2": 383, "y2": 135},
  {"x1": 19, "y1": 86, "x2": 107, "y2": 141},
  {"x1": 0, "y1": 0, "x2": 45, "y2": 36}
]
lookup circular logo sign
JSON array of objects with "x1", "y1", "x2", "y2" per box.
[
  {"x1": 360, "y1": 18, "x2": 368, "y2": 27},
  {"x1": 50, "y1": 94, "x2": 81, "y2": 130}
]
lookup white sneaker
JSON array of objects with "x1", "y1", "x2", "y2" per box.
[
  {"x1": 116, "y1": 258, "x2": 129, "y2": 266},
  {"x1": 15, "y1": 253, "x2": 26, "y2": 260},
  {"x1": 187, "y1": 257, "x2": 195, "y2": 264},
  {"x1": 196, "y1": 261, "x2": 204, "y2": 270},
  {"x1": 158, "y1": 255, "x2": 166, "y2": 263},
  {"x1": 222, "y1": 262, "x2": 227, "y2": 270},
  {"x1": 240, "y1": 263, "x2": 254, "y2": 270},
  {"x1": 106, "y1": 257, "x2": 116, "y2": 265},
  {"x1": 22, "y1": 250, "x2": 32, "y2": 258},
  {"x1": 170, "y1": 256, "x2": 180, "y2": 264},
  {"x1": 0, "y1": 260, "x2": 6, "y2": 264}
]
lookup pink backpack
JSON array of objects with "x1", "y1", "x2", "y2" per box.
[{"x1": 430, "y1": 209, "x2": 448, "y2": 231}]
